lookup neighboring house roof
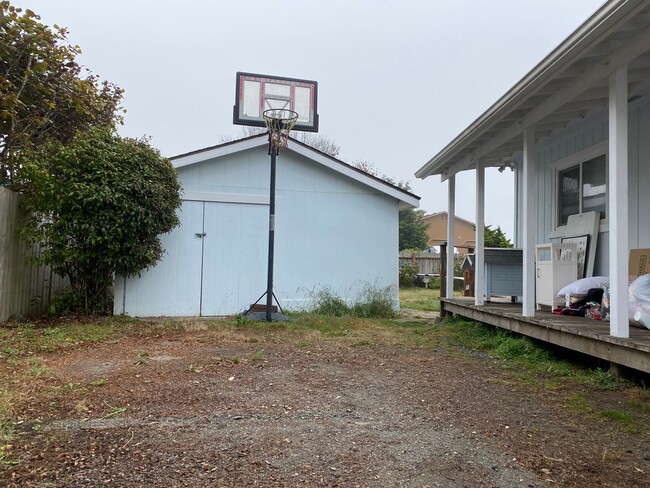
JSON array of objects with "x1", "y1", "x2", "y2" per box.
[
  {"x1": 415, "y1": 0, "x2": 650, "y2": 180},
  {"x1": 422, "y1": 211, "x2": 476, "y2": 228},
  {"x1": 422, "y1": 211, "x2": 476, "y2": 249},
  {"x1": 170, "y1": 134, "x2": 420, "y2": 210}
]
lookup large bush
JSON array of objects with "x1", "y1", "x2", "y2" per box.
[{"x1": 19, "y1": 127, "x2": 182, "y2": 313}]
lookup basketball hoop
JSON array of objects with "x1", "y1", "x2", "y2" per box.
[{"x1": 263, "y1": 109, "x2": 299, "y2": 149}]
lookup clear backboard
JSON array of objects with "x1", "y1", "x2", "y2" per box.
[{"x1": 233, "y1": 72, "x2": 319, "y2": 132}]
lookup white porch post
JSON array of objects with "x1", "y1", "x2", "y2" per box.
[
  {"x1": 522, "y1": 128, "x2": 537, "y2": 317},
  {"x1": 447, "y1": 175, "x2": 456, "y2": 299},
  {"x1": 475, "y1": 161, "x2": 485, "y2": 305},
  {"x1": 609, "y1": 66, "x2": 629, "y2": 338}
]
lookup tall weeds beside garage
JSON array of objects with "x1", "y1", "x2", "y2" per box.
[{"x1": 310, "y1": 285, "x2": 397, "y2": 319}]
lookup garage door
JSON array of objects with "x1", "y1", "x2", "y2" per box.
[{"x1": 117, "y1": 200, "x2": 267, "y2": 316}]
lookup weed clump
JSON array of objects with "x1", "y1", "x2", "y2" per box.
[{"x1": 311, "y1": 286, "x2": 397, "y2": 319}]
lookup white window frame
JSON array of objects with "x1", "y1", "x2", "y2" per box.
[{"x1": 552, "y1": 141, "x2": 608, "y2": 234}]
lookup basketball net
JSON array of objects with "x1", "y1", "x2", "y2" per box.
[{"x1": 263, "y1": 109, "x2": 299, "y2": 149}]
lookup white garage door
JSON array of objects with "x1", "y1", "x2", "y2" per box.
[{"x1": 117, "y1": 200, "x2": 267, "y2": 316}]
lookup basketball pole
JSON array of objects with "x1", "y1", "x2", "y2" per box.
[{"x1": 265, "y1": 145, "x2": 278, "y2": 321}]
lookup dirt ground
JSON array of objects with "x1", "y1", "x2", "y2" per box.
[{"x1": 2, "y1": 315, "x2": 649, "y2": 487}]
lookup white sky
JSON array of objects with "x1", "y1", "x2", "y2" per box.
[{"x1": 14, "y1": 0, "x2": 605, "y2": 240}]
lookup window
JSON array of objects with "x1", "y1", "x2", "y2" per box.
[{"x1": 557, "y1": 154, "x2": 606, "y2": 226}]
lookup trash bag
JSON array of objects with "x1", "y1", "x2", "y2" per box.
[{"x1": 629, "y1": 274, "x2": 650, "y2": 329}]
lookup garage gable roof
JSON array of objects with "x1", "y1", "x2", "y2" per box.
[
  {"x1": 170, "y1": 134, "x2": 420, "y2": 209},
  {"x1": 415, "y1": 0, "x2": 650, "y2": 181}
]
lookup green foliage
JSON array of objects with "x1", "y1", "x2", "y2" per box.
[
  {"x1": 311, "y1": 285, "x2": 398, "y2": 319},
  {"x1": 587, "y1": 368, "x2": 631, "y2": 391},
  {"x1": 483, "y1": 225, "x2": 513, "y2": 248},
  {"x1": 1, "y1": 2, "x2": 124, "y2": 184},
  {"x1": 351, "y1": 286, "x2": 398, "y2": 318},
  {"x1": 311, "y1": 288, "x2": 350, "y2": 316},
  {"x1": 399, "y1": 261, "x2": 419, "y2": 287},
  {"x1": 19, "y1": 126, "x2": 182, "y2": 313},
  {"x1": 47, "y1": 287, "x2": 85, "y2": 315},
  {"x1": 399, "y1": 209, "x2": 429, "y2": 251}
]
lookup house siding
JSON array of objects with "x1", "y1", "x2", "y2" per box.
[{"x1": 516, "y1": 96, "x2": 650, "y2": 275}]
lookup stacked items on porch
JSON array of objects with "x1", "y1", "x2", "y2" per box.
[
  {"x1": 551, "y1": 249, "x2": 650, "y2": 330},
  {"x1": 552, "y1": 276, "x2": 608, "y2": 318}
]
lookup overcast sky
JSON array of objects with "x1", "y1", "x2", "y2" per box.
[{"x1": 14, "y1": 0, "x2": 605, "y2": 240}]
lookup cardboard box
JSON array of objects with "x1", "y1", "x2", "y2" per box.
[{"x1": 629, "y1": 249, "x2": 650, "y2": 276}]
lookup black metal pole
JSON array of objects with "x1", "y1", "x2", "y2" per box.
[{"x1": 265, "y1": 145, "x2": 278, "y2": 321}]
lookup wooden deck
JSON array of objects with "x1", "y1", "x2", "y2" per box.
[{"x1": 441, "y1": 297, "x2": 650, "y2": 374}]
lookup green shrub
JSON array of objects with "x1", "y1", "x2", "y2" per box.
[
  {"x1": 47, "y1": 287, "x2": 86, "y2": 315},
  {"x1": 399, "y1": 261, "x2": 419, "y2": 287}
]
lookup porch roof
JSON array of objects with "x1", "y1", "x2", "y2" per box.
[{"x1": 415, "y1": 0, "x2": 650, "y2": 181}]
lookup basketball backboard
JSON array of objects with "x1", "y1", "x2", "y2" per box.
[{"x1": 233, "y1": 72, "x2": 319, "y2": 132}]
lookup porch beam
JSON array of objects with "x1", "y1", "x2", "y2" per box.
[
  {"x1": 475, "y1": 161, "x2": 485, "y2": 305},
  {"x1": 522, "y1": 128, "x2": 536, "y2": 317},
  {"x1": 608, "y1": 66, "x2": 629, "y2": 338},
  {"x1": 447, "y1": 176, "x2": 456, "y2": 299},
  {"x1": 441, "y1": 26, "x2": 650, "y2": 181}
]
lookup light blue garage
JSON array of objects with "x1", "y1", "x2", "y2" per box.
[{"x1": 114, "y1": 134, "x2": 419, "y2": 317}]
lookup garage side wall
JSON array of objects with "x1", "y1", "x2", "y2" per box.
[
  {"x1": 115, "y1": 145, "x2": 400, "y2": 316},
  {"x1": 273, "y1": 152, "x2": 399, "y2": 311}
]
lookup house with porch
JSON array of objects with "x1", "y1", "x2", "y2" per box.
[{"x1": 415, "y1": 0, "x2": 650, "y2": 372}]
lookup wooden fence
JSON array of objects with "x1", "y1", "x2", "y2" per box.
[
  {"x1": 399, "y1": 252, "x2": 441, "y2": 275},
  {"x1": 0, "y1": 187, "x2": 68, "y2": 322}
]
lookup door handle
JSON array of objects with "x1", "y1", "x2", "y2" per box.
[{"x1": 195, "y1": 232, "x2": 206, "y2": 238}]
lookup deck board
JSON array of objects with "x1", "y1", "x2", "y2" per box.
[{"x1": 442, "y1": 298, "x2": 650, "y2": 373}]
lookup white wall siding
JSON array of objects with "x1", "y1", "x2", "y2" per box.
[
  {"x1": 631, "y1": 100, "x2": 650, "y2": 247},
  {"x1": 177, "y1": 149, "x2": 268, "y2": 196},
  {"x1": 273, "y1": 153, "x2": 398, "y2": 309},
  {"x1": 116, "y1": 144, "x2": 401, "y2": 316},
  {"x1": 520, "y1": 96, "x2": 650, "y2": 276}
]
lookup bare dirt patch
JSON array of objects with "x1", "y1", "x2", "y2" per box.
[{"x1": 2, "y1": 321, "x2": 649, "y2": 487}]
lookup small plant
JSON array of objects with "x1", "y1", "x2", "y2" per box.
[
  {"x1": 351, "y1": 285, "x2": 398, "y2": 319},
  {"x1": 187, "y1": 364, "x2": 203, "y2": 373},
  {"x1": 230, "y1": 355, "x2": 241, "y2": 364},
  {"x1": 586, "y1": 368, "x2": 630, "y2": 391},
  {"x1": 89, "y1": 379, "x2": 107, "y2": 387},
  {"x1": 311, "y1": 288, "x2": 351, "y2": 317},
  {"x1": 135, "y1": 351, "x2": 150, "y2": 365},
  {"x1": 251, "y1": 350, "x2": 264, "y2": 362},
  {"x1": 399, "y1": 261, "x2": 419, "y2": 287},
  {"x1": 236, "y1": 314, "x2": 255, "y2": 326},
  {"x1": 47, "y1": 288, "x2": 86, "y2": 315},
  {"x1": 310, "y1": 285, "x2": 397, "y2": 319},
  {"x1": 0, "y1": 388, "x2": 12, "y2": 441},
  {"x1": 99, "y1": 401, "x2": 127, "y2": 420}
]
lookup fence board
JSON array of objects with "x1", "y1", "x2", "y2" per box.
[
  {"x1": 399, "y1": 253, "x2": 441, "y2": 275},
  {"x1": 0, "y1": 187, "x2": 68, "y2": 322}
]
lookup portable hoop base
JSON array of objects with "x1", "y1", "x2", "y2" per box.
[{"x1": 242, "y1": 110, "x2": 298, "y2": 322}]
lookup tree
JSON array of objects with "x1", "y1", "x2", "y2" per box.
[
  {"x1": 19, "y1": 127, "x2": 182, "y2": 312},
  {"x1": 483, "y1": 225, "x2": 513, "y2": 248},
  {"x1": 1, "y1": 2, "x2": 124, "y2": 184},
  {"x1": 399, "y1": 209, "x2": 429, "y2": 251}
]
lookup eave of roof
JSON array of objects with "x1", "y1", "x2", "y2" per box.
[
  {"x1": 169, "y1": 134, "x2": 420, "y2": 210},
  {"x1": 415, "y1": 0, "x2": 650, "y2": 180}
]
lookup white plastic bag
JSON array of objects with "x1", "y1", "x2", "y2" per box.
[{"x1": 629, "y1": 274, "x2": 650, "y2": 329}]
